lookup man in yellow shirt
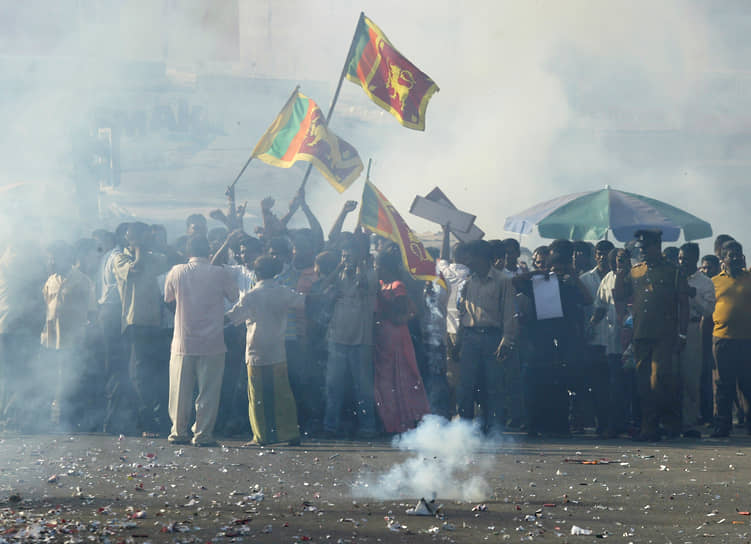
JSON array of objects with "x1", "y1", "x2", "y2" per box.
[{"x1": 711, "y1": 240, "x2": 751, "y2": 437}]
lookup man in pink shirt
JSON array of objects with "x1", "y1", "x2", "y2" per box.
[{"x1": 164, "y1": 236, "x2": 238, "y2": 446}]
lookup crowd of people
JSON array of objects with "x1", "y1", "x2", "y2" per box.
[{"x1": 0, "y1": 188, "x2": 749, "y2": 446}]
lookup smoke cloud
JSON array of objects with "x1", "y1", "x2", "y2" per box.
[
  {"x1": 2, "y1": 1, "x2": 749, "y2": 252},
  {"x1": 352, "y1": 416, "x2": 497, "y2": 501},
  {"x1": 301, "y1": 1, "x2": 748, "y2": 254}
]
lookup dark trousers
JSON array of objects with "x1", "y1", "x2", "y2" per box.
[
  {"x1": 523, "y1": 359, "x2": 570, "y2": 435},
  {"x1": 127, "y1": 325, "x2": 168, "y2": 434},
  {"x1": 571, "y1": 345, "x2": 608, "y2": 431},
  {"x1": 324, "y1": 343, "x2": 376, "y2": 435},
  {"x1": 503, "y1": 350, "x2": 524, "y2": 427},
  {"x1": 713, "y1": 337, "x2": 751, "y2": 433},
  {"x1": 423, "y1": 343, "x2": 451, "y2": 418},
  {"x1": 457, "y1": 328, "x2": 504, "y2": 433},
  {"x1": 0, "y1": 331, "x2": 38, "y2": 430},
  {"x1": 286, "y1": 338, "x2": 324, "y2": 434},
  {"x1": 700, "y1": 318, "x2": 715, "y2": 423},
  {"x1": 216, "y1": 325, "x2": 250, "y2": 437},
  {"x1": 633, "y1": 337, "x2": 680, "y2": 438},
  {"x1": 606, "y1": 354, "x2": 629, "y2": 433},
  {"x1": 102, "y1": 306, "x2": 137, "y2": 435},
  {"x1": 67, "y1": 325, "x2": 106, "y2": 432},
  {"x1": 584, "y1": 345, "x2": 623, "y2": 434}
]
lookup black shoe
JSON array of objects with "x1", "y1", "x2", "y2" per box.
[
  {"x1": 192, "y1": 440, "x2": 219, "y2": 447},
  {"x1": 682, "y1": 429, "x2": 701, "y2": 439}
]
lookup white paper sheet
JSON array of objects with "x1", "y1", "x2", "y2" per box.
[{"x1": 532, "y1": 273, "x2": 564, "y2": 320}]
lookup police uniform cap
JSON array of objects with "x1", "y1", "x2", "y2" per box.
[{"x1": 633, "y1": 228, "x2": 662, "y2": 244}]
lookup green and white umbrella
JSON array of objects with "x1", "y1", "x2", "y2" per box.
[{"x1": 504, "y1": 186, "x2": 712, "y2": 242}]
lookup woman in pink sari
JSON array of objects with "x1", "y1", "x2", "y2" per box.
[{"x1": 374, "y1": 248, "x2": 430, "y2": 433}]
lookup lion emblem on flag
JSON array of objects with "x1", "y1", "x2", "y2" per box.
[{"x1": 386, "y1": 62, "x2": 415, "y2": 112}]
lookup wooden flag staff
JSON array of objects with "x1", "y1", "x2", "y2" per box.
[{"x1": 299, "y1": 11, "x2": 364, "y2": 190}]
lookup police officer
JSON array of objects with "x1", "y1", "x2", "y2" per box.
[{"x1": 615, "y1": 229, "x2": 689, "y2": 441}]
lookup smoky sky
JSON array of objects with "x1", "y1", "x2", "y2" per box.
[{"x1": 0, "y1": 0, "x2": 749, "y2": 252}]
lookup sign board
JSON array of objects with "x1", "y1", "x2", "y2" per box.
[
  {"x1": 409, "y1": 195, "x2": 476, "y2": 233},
  {"x1": 424, "y1": 187, "x2": 485, "y2": 241},
  {"x1": 532, "y1": 273, "x2": 564, "y2": 320}
]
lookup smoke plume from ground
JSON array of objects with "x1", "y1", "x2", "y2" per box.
[{"x1": 352, "y1": 415, "x2": 499, "y2": 502}]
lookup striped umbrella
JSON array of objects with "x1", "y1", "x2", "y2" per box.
[{"x1": 504, "y1": 186, "x2": 712, "y2": 242}]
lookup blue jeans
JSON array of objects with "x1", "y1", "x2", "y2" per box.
[{"x1": 324, "y1": 343, "x2": 376, "y2": 434}]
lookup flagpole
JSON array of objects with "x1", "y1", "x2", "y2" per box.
[
  {"x1": 357, "y1": 157, "x2": 373, "y2": 230},
  {"x1": 300, "y1": 11, "x2": 364, "y2": 190}
]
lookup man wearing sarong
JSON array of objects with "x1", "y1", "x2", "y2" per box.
[{"x1": 226, "y1": 255, "x2": 305, "y2": 446}]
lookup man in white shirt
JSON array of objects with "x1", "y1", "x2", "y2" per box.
[
  {"x1": 226, "y1": 255, "x2": 305, "y2": 446},
  {"x1": 436, "y1": 226, "x2": 470, "y2": 417},
  {"x1": 164, "y1": 235, "x2": 238, "y2": 446},
  {"x1": 593, "y1": 247, "x2": 631, "y2": 436},
  {"x1": 678, "y1": 242, "x2": 715, "y2": 437},
  {"x1": 579, "y1": 240, "x2": 614, "y2": 435},
  {"x1": 98, "y1": 223, "x2": 135, "y2": 436}
]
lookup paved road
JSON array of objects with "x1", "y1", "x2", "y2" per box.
[{"x1": 1, "y1": 432, "x2": 751, "y2": 542}]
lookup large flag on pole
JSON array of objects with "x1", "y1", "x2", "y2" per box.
[
  {"x1": 252, "y1": 89, "x2": 364, "y2": 193},
  {"x1": 359, "y1": 180, "x2": 443, "y2": 284},
  {"x1": 345, "y1": 14, "x2": 439, "y2": 131}
]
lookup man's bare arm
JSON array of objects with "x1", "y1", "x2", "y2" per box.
[
  {"x1": 329, "y1": 200, "x2": 358, "y2": 243},
  {"x1": 210, "y1": 230, "x2": 245, "y2": 266},
  {"x1": 297, "y1": 188, "x2": 324, "y2": 250},
  {"x1": 440, "y1": 223, "x2": 451, "y2": 261}
]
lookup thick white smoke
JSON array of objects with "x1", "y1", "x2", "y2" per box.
[
  {"x1": 2, "y1": 1, "x2": 747, "y2": 252},
  {"x1": 352, "y1": 415, "x2": 497, "y2": 501}
]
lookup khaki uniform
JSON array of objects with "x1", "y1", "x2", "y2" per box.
[{"x1": 626, "y1": 259, "x2": 688, "y2": 438}]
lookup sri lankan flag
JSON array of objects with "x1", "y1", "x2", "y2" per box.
[
  {"x1": 345, "y1": 13, "x2": 439, "y2": 131},
  {"x1": 359, "y1": 180, "x2": 443, "y2": 285},
  {"x1": 252, "y1": 88, "x2": 364, "y2": 192}
]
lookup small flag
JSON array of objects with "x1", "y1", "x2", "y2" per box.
[
  {"x1": 252, "y1": 89, "x2": 364, "y2": 192},
  {"x1": 345, "y1": 14, "x2": 439, "y2": 131},
  {"x1": 359, "y1": 180, "x2": 443, "y2": 285}
]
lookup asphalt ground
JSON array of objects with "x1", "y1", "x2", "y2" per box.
[{"x1": 2, "y1": 432, "x2": 751, "y2": 543}]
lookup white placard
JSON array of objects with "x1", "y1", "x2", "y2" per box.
[
  {"x1": 532, "y1": 274, "x2": 564, "y2": 320},
  {"x1": 409, "y1": 195, "x2": 476, "y2": 233},
  {"x1": 423, "y1": 187, "x2": 485, "y2": 240}
]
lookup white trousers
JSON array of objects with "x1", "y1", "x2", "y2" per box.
[
  {"x1": 680, "y1": 322, "x2": 703, "y2": 429},
  {"x1": 168, "y1": 353, "x2": 225, "y2": 445}
]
